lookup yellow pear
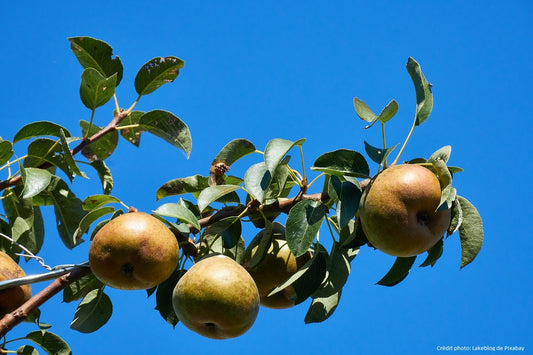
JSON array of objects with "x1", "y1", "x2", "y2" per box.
[{"x1": 0, "y1": 251, "x2": 31, "y2": 318}]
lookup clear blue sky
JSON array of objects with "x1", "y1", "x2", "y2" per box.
[{"x1": 1, "y1": 1, "x2": 531, "y2": 354}]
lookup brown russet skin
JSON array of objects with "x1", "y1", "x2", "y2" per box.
[
  {"x1": 0, "y1": 251, "x2": 32, "y2": 318},
  {"x1": 358, "y1": 164, "x2": 452, "y2": 257},
  {"x1": 89, "y1": 212, "x2": 179, "y2": 290},
  {"x1": 244, "y1": 234, "x2": 310, "y2": 309},
  {"x1": 172, "y1": 254, "x2": 259, "y2": 339}
]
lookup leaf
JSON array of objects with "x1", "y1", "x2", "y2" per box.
[
  {"x1": 329, "y1": 176, "x2": 361, "y2": 229},
  {"x1": 20, "y1": 167, "x2": 53, "y2": 199},
  {"x1": 212, "y1": 139, "x2": 256, "y2": 166},
  {"x1": 118, "y1": 111, "x2": 144, "y2": 146},
  {"x1": 286, "y1": 199, "x2": 325, "y2": 257},
  {"x1": 79, "y1": 68, "x2": 117, "y2": 110},
  {"x1": 429, "y1": 145, "x2": 452, "y2": 164},
  {"x1": 59, "y1": 129, "x2": 87, "y2": 178},
  {"x1": 89, "y1": 160, "x2": 113, "y2": 194},
  {"x1": 353, "y1": 98, "x2": 377, "y2": 122},
  {"x1": 456, "y1": 196, "x2": 484, "y2": 268},
  {"x1": 244, "y1": 162, "x2": 271, "y2": 203},
  {"x1": 13, "y1": 121, "x2": 72, "y2": 143},
  {"x1": 69, "y1": 36, "x2": 123, "y2": 85},
  {"x1": 364, "y1": 141, "x2": 399, "y2": 166},
  {"x1": 73, "y1": 206, "x2": 115, "y2": 242},
  {"x1": 245, "y1": 222, "x2": 274, "y2": 269},
  {"x1": 79, "y1": 120, "x2": 118, "y2": 161},
  {"x1": 377, "y1": 99, "x2": 399, "y2": 123},
  {"x1": 134, "y1": 56, "x2": 184, "y2": 96},
  {"x1": 70, "y1": 289, "x2": 112, "y2": 333},
  {"x1": 204, "y1": 216, "x2": 242, "y2": 249},
  {"x1": 304, "y1": 289, "x2": 341, "y2": 324},
  {"x1": 311, "y1": 149, "x2": 370, "y2": 178},
  {"x1": 63, "y1": 273, "x2": 104, "y2": 303},
  {"x1": 26, "y1": 330, "x2": 72, "y2": 355},
  {"x1": 406, "y1": 57, "x2": 433, "y2": 125},
  {"x1": 139, "y1": 110, "x2": 192, "y2": 157},
  {"x1": 81, "y1": 194, "x2": 122, "y2": 211},
  {"x1": 264, "y1": 138, "x2": 305, "y2": 176},
  {"x1": 38, "y1": 176, "x2": 88, "y2": 249},
  {"x1": 0, "y1": 139, "x2": 13, "y2": 165},
  {"x1": 154, "y1": 203, "x2": 201, "y2": 231},
  {"x1": 419, "y1": 238, "x2": 444, "y2": 267},
  {"x1": 16, "y1": 345, "x2": 38, "y2": 355},
  {"x1": 156, "y1": 269, "x2": 185, "y2": 327},
  {"x1": 156, "y1": 175, "x2": 209, "y2": 200},
  {"x1": 197, "y1": 185, "x2": 241, "y2": 212},
  {"x1": 24, "y1": 138, "x2": 76, "y2": 181},
  {"x1": 376, "y1": 256, "x2": 417, "y2": 286}
]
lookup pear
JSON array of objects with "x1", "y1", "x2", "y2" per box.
[
  {"x1": 89, "y1": 212, "x2": 179, "y2": 290},
  {"x1": 358, "y1": 164, "x2": 451, "y2": 257},
  {"x1": 172, "y1": 254, "x2": 259, "y2": 339},
  {"x1": 0, "y1": 251, "x2": 31, "y2": 318},
  {"x1": 244, "y1": 224, "x2": 310, "y2": 309}
]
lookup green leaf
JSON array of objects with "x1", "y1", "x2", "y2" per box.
[
  {"x1": 16, "y1": 345, "x2": 38, "y2": 355},
  {"x1": 70, "y1": 289, "x2": 112, "y2": 334},
  {"x1": 20, "y1": 167, "x2": 53, "y2": 199},
  {"x1": 377, "y1": 99, "x2": 399, "y2": 123},
  {"x1": 154, "y1": 203, "x2": 201, "y2": 231},
  {"x1": 134, "y1": 56, "x2": 184, "y2": 96},
  {"x1": 118, "y1": 111, "x2": 144, "y2": 146},
  {"x1": 59, "y1": 129, "x2": 87, "y2": 179},
  {"x1": 286, "y1": 199, "x2": 325, "y2": 257},
  {"x1": 73, "y1": 206, "x2": 115, "y2": 242},
  {"x1": 329, "y1": 176, "x2": 361, "y2": 229},
  {"x1": 353, "y1": 98, "x2": 377, "y2": 122},
  {"x1": 79, "y1": 120, "x2": 118, "y2": 161},
  {"x1": 204, "y1": 216, "x2": 242, "y2": 249},
  {"x1": 311, "y1": 149, "x2": 370, "y2": 178},
  {"x1": 244, "y1": 162, "x2": 271, "y2": 204},
  {"x1": 81, "y1": 194, "x2": 122, "y2": 211},
  {"x1": 431, "y1": 158, "x2": 452, "y2": 189},
  {"x1": 419, "y1": 238, "x2": 444, "y2": 267},
  {"x1": 212, "y1": 139, "x2": 256, "y2": 166},
  {"x1": 2, "y1": 189, "x2": 44, "y2": 254},
  {"x1": 38, "y1": 176, "x2": 88, "y2": 249},
  {"x1": 456, "y1": 196, "x2": 484, "y2": 268},
  {"x1": 24, "y1": 138, "x2": 76, "y2": 181},
  {"x1": 245, "y1": 222, "x2": 274, "y2": 269},
  {"x1": 406, "y1": 57, "x2": 433, "y2": 125},
  {"x1": 79, "y1": 68, "x2": 117, "y2": 110},
  {"x1": 364, "y1": 141, "x2": 399, "y2": 166},
  {"x1": 13, "y1": 121, "x2": 72, "y2": 143},
  {"x1": 156, "y1": 175, "x2": 209, "y2": 200},
  {"x1": 69, "y1": 36, "x2": 123, "y2": 85},
  {"x1": 305, "y1": 289, "x2": 341, "y2": 324},
  {"x1": 376, "y1": 256, "x2": 417, "y2": 287},
  {"x1": 63, "y1": 273, "x2": 104, "y2": 303},
  {"x1": 89, "y1": 160, "x2": 113, "y2": 194},
  {"x1": 139, "y1": 110, "x2": 192, "y2": 157},
  {"x1": 156, "y1": 269, "x2": 185, "y2": 327},
  {"x1": 26, "y1": 330, "x2": 72, "y2": 355},
  {"x1": 0, "y1": 139, "x2": 13, "y2": 165},
  {"x1": 197, "y1": 185, "x2": 241, "y2": 212},
  {"x1": 264, "y1": 138, "x2": 305, "y2": 176},
  {"x1": 429, "y1": 145, "x2": 452, "y2": 164}
]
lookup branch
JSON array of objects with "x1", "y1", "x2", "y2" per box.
[
  {"x1": 0, "y1": 110, "x2": 130, "y2": 192},
  {"x1": 0, "y1": 266, "x2": 92, "y2": 338}
]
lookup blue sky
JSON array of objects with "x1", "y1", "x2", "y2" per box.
[{"x1": 1, "y1": 1, "x2": 531, "y2": 354}]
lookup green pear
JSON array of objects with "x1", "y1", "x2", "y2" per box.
[
  {"x1": 172, "y1": 254, "x2": 259, "y2": 339},
  {"x1": 89, "y1": 212, "x2": 179, "y2": 290},
  {"x1": 358, "y1": 164, "x2": 451, "y2": 257}
]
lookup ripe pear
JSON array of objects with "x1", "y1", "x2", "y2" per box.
[
  {"x1": 0, "y1": 251, "x2": 31, "y2": 318},
  {"x1": 244, "y1": 224, "x2": 310, "y2": 309},
  {"x1": 172, "y1": 254, "x2": 259, "y2": 339},
  {"x1": 89, "y1": 212, "x2": 179, "y2": 290},
  {"x1": 358, "y1": 164, "x2": 451, "y2": 257}
]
